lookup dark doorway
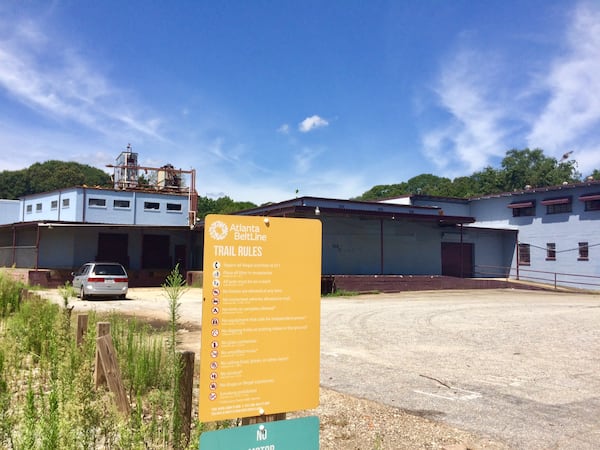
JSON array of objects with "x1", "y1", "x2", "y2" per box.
[
  {"x1": 142, "y1": 234, "x2": 170, "y2": 269},
  {"x1": 97, "y1": 233, "x2": 129, "y2": 268},
  {"x1": 174, "y1": 244, "x2": 187, "y2": 272},
  {"x1": 441, "y1": 242, "x2": 474, "y2": 277}
]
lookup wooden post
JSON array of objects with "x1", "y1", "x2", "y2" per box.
[
  {"x1": 76, "y1": 314, "x2": 88, "y2": 347},
  {"x1": 96, "y1": 334, "x2": 130, "y2": 415},
  {"x1": 94, "y1": 322, "x2": 110, "y2": 387},
  {"x1": 178, "y1": 351, "x2": 195, "y2": 446},
  {"x1": 241, "y1": 412, "x2": 286, "y2": 425}
]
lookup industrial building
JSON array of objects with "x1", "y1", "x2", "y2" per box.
[
  {"x1": 234, "y1": 179, "x2": 600, "y2": 291},
  {"x1": 0, "y1": 149, "x2": 201, "y2": 286},
  {"x1": 2, "y1": 147, "x2": 600, "y2": 291}
]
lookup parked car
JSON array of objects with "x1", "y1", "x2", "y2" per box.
[{"x1": 72, "y1": 262, "x2": 128, "y2": 300}]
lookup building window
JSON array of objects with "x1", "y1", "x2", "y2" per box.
[
  {"x1": 51, "y1": 200, "x2": 58, "y2": 210},
  {"x1": 578, "y1": 242, "x2": 589, "y2": 261},
  {"x1": 114, "y1": 200, "x2": 130, "y2": 209},
  {"x1": 26, "y1": 205, "x2": 32, "y2": 214},
  {"x1": 144, "y1": 201, "x2": 160, "y2": 210},
  {"x1": 166, "y1": 203, "x2": 182, "y2": 212},
  {"x1": 546, "y1": 203, "x2": 572, "y2": 214},
  {"x1": 546, "y1": 243, "x2": 556, "y2": 261},
  {"x1": 62, "y1": 198, "x2": 70, "y2": 208},
  {"x1": 518, "y1": 243, "x2": 531, "y2": 266},
  {"x1": 36, "y1": 203, "x2": 42, "y2": 212},
  {"x1": 584, "y1": 199, "x2": 600, "y2": 211},
  {"x1": 88, "y1": 198, "x2": 106, "y2": 207},
  {"x1": 509, "y1": 201, "x2": 536, "y2": 217}
]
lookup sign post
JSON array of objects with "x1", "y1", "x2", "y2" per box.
[
  {"x1": 199, "y1": 214, "x2": 322, "y2": 423},
  {"x1": 199, "y1": 415, "x2": 319, "y2": 450}
]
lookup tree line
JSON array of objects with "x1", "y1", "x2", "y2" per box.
[
  {"x1": 354, "y1": 148, "x2": 598, "y2": 200},
  {"x1": 1, "y1": 149, "x2": 598, "y2": 215},
  {"x1": 0, "y1": 160, "x2": 257, "y2": 217}
]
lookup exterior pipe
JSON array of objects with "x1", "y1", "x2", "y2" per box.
[
  {"x1": 133, "y1": 191, "x2": 137, "y2": 225},
  {"x1": 380, "y1": 219, "x2": 384, "y2": 275},
  {"x1": 516, "y1": 234, "x2": 520, "y2": 280},
  {"x1": 35, "y1": 224, "x2": 40, "y2": 270},
  {"x1": 12, "y1": 225, "x2": 16, "y2": 266},
  {"x1": 460, "y1": 224, "x2": 464, "y2": 278},
  {"x1": 82, "y1": 187, "x2": 87, "y2": 223}
]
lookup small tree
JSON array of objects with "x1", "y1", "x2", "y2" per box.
[{"x1": 162, "y1": 265, "x2": 188, "y2": 449}]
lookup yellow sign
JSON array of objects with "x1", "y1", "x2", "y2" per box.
[{"x1": 199, "y1": 214, "x2": 322, "y2": 422}]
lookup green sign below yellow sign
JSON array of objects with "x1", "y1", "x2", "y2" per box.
[{"x1": 199, "y1": 416, "x2": 319, "y2": 450}]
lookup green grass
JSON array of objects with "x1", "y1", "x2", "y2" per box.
[
  {"x1": 0, "y1": 271, "x2": 205, "y2": 449},
  {"x1": 323, "y1": 288, "x2": 361, "y2": 297}
]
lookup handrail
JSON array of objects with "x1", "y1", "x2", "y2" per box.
[{"x1": 475, "y1": 264, "x2": 600, "y2": 290}]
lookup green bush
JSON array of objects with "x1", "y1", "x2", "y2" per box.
[
  {"x1": 0, "y1": 272, "x2": 24, "y2": 318},
  {"x1": 0, "y1": 290, "x2": 201, "y2": 449}
]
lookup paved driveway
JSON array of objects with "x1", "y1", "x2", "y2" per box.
[
  {"x1": 38, "y1": 287, "x2": 600, "y2": 448},
  {"x1": 320, "y1": 289, "x2": 600, "y2": 449}
]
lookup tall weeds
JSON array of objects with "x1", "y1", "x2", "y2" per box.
[
  {"x1": 0, "y1": 271, "x2": 200, "y2": 449},
  {"x1": 162, "y1": 264, "x2": 188, "y2": 449},
  {"x1": 0, "y1": 272, "x2": 23, "y2": 318}
]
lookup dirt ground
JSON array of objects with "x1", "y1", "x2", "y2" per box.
[
  {"x1": 35, "y1": 287, "x2": 516, "y2": 449},
  {"x1": 40, "y1": 287, "x2": 600, "y2": 449}
]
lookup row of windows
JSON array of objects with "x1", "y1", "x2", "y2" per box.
[
  {"x1": 518, "y1": 242, "x2": 590, "y2": 265},
  {"x1": 511, "y1": 197, "x2": 600, "y2": 217},
  {"x1": 26, "y1": 198, "x2": 70, "y2": 213},
  {"x1": 88, "y1": 198, "x2": 183, "y2": 212},
  {"x1": 25, "y1": 198, "x2": 183, "y2": 213}
]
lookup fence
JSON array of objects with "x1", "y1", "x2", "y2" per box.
[{"x1": 475, "y1": 264, "x2": 600, "y2": 290}]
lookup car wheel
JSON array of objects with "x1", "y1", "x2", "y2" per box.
[
  {"x1": 80, "y1": 287, "x2": 88, "y2": 301},
  {"x1": 118, "y1": 294, "x2": 126, "y2": 300}
]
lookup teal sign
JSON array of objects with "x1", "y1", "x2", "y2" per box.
[{"x1": 199, "y1": 416, "x2": 319, "y2": 450}]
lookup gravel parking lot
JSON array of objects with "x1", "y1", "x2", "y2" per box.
[
  {"x1": 37, "y1": 287, "x2": 600, "y2": 449},
  {"x1": 320, "y1": 289, "x2": 600, "y2": 449}
]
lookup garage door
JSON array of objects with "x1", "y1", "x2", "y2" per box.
[{"x1": 441, "y1": 242, "x2": 473, "y2": 278}]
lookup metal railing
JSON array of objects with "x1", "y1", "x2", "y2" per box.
[{"x1": 475, "y1": 264, "x2": 600, "y2": 290}]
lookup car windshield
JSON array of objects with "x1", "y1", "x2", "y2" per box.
[{"x1": 94, "y1": 264, "x2": 126, "y2": 276}]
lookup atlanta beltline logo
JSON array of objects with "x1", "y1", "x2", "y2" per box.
[
  {"x1": 208, "y1": 220, "x2": 268, "y2": 242},
  {"x1": 209, "y1": 221, "x2": 229, "y2": 240},
  {"x1": 210, "y1": 220, "x2": 266, "y2": 257}
]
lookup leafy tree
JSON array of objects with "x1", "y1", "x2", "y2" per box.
[
  {"x1": 447, "y1": 175, "x2": 481, "y2": 198},
  {"x1": 0, "y1": 169, "x2": 28, "y2": 200},
  {"x1": 197, "y1": 195, "x2": 256, "y2": 218},
  {"x1": 404, "y1": 174, "x2": 453, "y2": 196},
  {"x1": 0, "y1": 161, "x2": 112, "y2": 199},
  {"x1": 355, "y1": 148, "x2": 583, "y2": 200},
  {"x1": 469, "y1": 166, "x2": 504, "y2": 196},
  {"x1": 353, "y1": 183, "x2": 407, "y2": 201},
  {"x1": 499, "y1": 148, "x2": 579, "y2": 192}
]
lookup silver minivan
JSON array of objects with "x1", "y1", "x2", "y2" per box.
[{"x1": 72, "y1": 262, "x2": 128, "y2": 300}]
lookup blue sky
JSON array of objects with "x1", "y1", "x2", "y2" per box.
[{"x1": 1, "y1": 1, "x2": 600, "y2": 204}]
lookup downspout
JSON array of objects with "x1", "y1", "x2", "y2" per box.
[
  {"x1": 35, "y1": 224, "x2": 40, "y2": 270},
  {"x1": 516, "y1": 234, "x2": 520, "y2": 281},
  {"x1": 380, "y1": 219, "x2": 384, "y2": 275},
  {"x1": 460, "y1": 223, "x2": 464, "y2": 278},
  {"x1": 133, "y1": 191, "x2": 137, "y2": 224},
  {"x1": 12, "y1": 225, "x2": 16, "y2": 266},
  {"x1": 82, "y1": 188, "x2": 87, "y2": 222},
  {"x1": 57, "y1": 190, "x2": 61, "y2": 221}
]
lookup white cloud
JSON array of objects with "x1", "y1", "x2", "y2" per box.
[
  {"x1": 527, "y1": 3, "x2": 600, "y2": 171},
  {"x1": 0, "y1": 16, "x2": 164, "y2": 140},
  {"x1": 298, "y1": 115, "x2": 329, "y2": 133},
  {"x1": 293, "y1": 147, "x2": 321, "y2": 174},
  {"x1": 422, "y1": 48, "x2": 510, "y2": 174},
  {"x1": 277, "y1": 123, "x2": 290, "y2": 134},
  {"x1": 421, "y1": 2, "x2": 600, "y2": 177}
]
